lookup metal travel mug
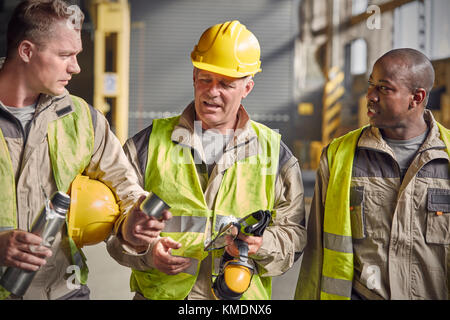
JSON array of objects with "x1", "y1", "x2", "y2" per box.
[
  {"x1": 0, "y1": 192, "x2": 70, "y2": 297},
  {"x1": 140, "y1": 192, "x2": 170, "y2": 219}
]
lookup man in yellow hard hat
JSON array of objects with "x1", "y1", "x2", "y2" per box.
[
  {"x1": 107, "y1": 20, "x2": 307, "y2": 300},
  {"x1": 295, "y1": 48, "x2": 450, "y2": 300},
  {"x1": 0, "y1": 0, "x2": 168, "y2": 300}
]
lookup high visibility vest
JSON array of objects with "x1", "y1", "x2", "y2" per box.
[
  {"x1": 0, "y1": 95, "x2": 94, "y2": 299},
  {"x1": 321, "y1": 123, "x2": 450, "y2": 300},
  {"x1": 131, "y1": 116, "x2": 280, "y2": 300}
]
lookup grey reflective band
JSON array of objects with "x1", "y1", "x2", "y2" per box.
[
  {"x1": 0, "y1": 227, "x2": 13, "y2": 232},
  {"x1": 166, "y1": 214, "x2": 237, "y2": 233},
  {"x1": 324, "y1": 232, "x2": 353, "y2": 253},
  {"x1": 321, "y1": 275, "x2": 352, "y2": 298},
  {"x1": 164, "y1": 215, "x2": 207, "y2": 233},
  {"x1": 181, "y1": 258, "x2": 199, "y2": 276}
]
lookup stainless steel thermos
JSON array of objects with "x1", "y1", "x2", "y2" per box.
[
  {"x1": 140, "y1": 192, "x2": 170, "y2": 219},
  {"x1": 0, "y1": 191, "x2": 70, "y2": 297}
]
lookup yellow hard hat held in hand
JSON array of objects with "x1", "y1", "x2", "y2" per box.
[
  {"x1": 191, "y1": 20, "x2": 262, "y2": 78},
  {"x1": 67, "y1": 175, "x2": 120, "y2": 248}
]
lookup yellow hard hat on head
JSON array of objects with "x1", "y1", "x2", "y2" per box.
[
  {"x1": 191, "y1": 20, "x2": 262, "y2": 78},
  {"x1": 68, "y1": 175, "x2": 120, "y2": 248}
]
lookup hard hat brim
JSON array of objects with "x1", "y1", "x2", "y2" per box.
[{"x1": 192, "y1": 60, "x2": 261, "y2": 79}]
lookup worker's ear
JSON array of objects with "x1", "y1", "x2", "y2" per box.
[
  {"x1": 410, "y1": 88, "x2": 426, "y2": 109},
  {"x1": 17, "y1": 40, "x2": 35, "y2": 63},
  {"x1": 192, "y1": 68, "x2": 197, "y2": 86},
  {"x1": 242, "y1": 77, "x2": 254, "y2": 99}
]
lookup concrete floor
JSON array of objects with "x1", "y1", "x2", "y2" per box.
[{"x1": 84, "y1": 242, "x2": 134, "y2": 300}]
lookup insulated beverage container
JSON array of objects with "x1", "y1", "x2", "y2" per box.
[
  {"x1": 140, "y1": 192, "x2": 170, "y2": 219},
  {"x1": 0, "y1": 192, "x2": 70, "y2": 296}
]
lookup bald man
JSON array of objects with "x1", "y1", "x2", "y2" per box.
[{"x1": 295, "y1": 48, "x2": 450, "y2": 300}]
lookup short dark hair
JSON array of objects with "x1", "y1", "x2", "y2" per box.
[
  {"x1": 6, "y1": 0, "x2": 85, "y2": 58},
  {"x1": 379, "y1": 48, "x2": 435, "y2": 105}
]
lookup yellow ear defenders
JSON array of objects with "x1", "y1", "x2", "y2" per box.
[
  {"x1": 212, "y1": 239, "x2": 254, "y2": 300},
  {"x1": 207, "y1": 210, "x2": 272, "y2": 300}
]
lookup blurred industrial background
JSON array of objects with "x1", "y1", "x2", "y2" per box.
[{"x1": 1, "y1": 0, "x2": 449, "y2": 299}]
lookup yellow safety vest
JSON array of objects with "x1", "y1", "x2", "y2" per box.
[
  {"x1": 131, "y1": 116, "x2": 280, "y2": 300},
  {"x1": 0, "y1": 95, "x2": 94, "y2": 299},
  {"x1": 322, "y1": 123, "x2": 450, "y2": 300}
]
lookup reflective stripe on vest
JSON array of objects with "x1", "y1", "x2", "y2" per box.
[
  {"x1": 164, "y1": 214, "x2": 251, "y2": 234},
  {"x1": 0, "y1": 95, "x2": 94, "y2": 298},
  {"x1": 131, "y1": 116, "x2": 280, "y2": 300},
  {"x1": 321, "y1": 123, "x2": 450, "y2": 300}
]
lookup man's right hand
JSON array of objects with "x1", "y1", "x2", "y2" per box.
[
  {"x1": 0, "y1": 230, "x2": 52, "y2": 271},
  {"x1": 121, "y1": 195, "x2": 172, "y2": 250},
  {"x1": 152, "y1": 237, "x2": 192, "y2": 275}
]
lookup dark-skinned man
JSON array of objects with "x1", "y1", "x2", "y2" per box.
[{"x1": 295, "y1": 48, "x2": 450, "y2": 300}]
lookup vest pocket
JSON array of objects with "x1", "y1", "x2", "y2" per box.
[
  {"x1": 350, "y1": 186, "x2": 366, "y2": 239},
  {"x1": 426, "y1": 188, "x2": 450, "y2": 245}
]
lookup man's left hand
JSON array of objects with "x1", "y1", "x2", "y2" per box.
[{"x1": 224, "y1": 233, "x2": 263, "y2": 257}]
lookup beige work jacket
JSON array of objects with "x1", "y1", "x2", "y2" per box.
[
  {"x1": 296, "y1": 110, "x2": 450, "y2": 300},
  {"x1": 107, "y1": 102, "x2": 307, "y2": 299},
  {"x1": 0, "y1": 62, "x2": 146, "y2": 299}
]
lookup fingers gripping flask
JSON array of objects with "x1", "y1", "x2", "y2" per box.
[{"x1": 0, "y1": 192, "x2": 70, "y2": 297}]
